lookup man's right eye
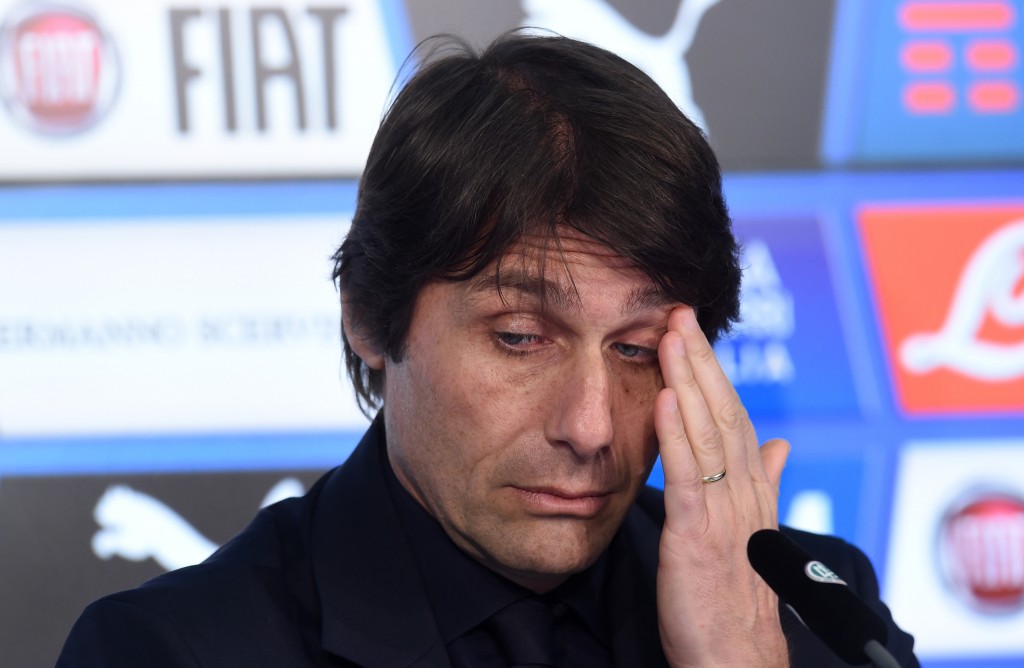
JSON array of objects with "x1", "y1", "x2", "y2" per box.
[{"x1": 494, "y1": 332, "x2": 542, "y2": 349}]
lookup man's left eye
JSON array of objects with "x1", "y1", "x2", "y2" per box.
[{"x1": 613, "y1": 343, "x2": 651, "y2": 359}]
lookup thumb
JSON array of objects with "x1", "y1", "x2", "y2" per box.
[{"x1": 760, "y1": 438, "x2": 790, "y2": 491}]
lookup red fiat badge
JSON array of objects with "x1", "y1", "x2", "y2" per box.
[{"x1": 0, "y1": 2, "x2": 119, "y2": 135}]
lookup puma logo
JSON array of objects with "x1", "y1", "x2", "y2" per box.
[
  {"x1": 91, "y1": 477, "x2": 305, "y2": 571},
  {"x1": 521, "y1": 0, "x2": 720, "y2": 132}
]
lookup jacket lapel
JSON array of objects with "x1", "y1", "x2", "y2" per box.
[{"x1": 310, "y1": 418, "x2": 453, "y2": 668}]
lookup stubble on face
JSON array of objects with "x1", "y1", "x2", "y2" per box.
[{"x1": 382, "y1": 231, "x2": 674, "y2": 592}]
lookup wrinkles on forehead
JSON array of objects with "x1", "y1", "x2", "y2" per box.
[{"x1": 462, "y1": 231, "x2": 675, "y2": 316}]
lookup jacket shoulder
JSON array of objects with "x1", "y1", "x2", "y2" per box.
[{"x1": 57, "y1": 487, "x2": 323, "y2": 667}]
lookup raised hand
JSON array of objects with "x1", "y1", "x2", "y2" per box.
[{"x1": 654, "y1": 305, "x2": 791, "y2": 667}]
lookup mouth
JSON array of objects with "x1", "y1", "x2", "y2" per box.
[{"x1": 510, "y1": 486, "x2": 614, "y2": 517}]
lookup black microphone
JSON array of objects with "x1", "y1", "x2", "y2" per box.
[{"x1": 747, "y1": 529, "x2": 900, "y2": 668}]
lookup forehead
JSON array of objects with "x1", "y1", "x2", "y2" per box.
[
  {"x1": 464, "y1": 229, "x2": 674, "y2": 312},
  {"x1": 503, "y1": 228, "x2": 637, "y2": 268}
]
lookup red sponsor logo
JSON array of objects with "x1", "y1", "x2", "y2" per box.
[
  {"x1": 938, "y1": 490, "x2": 1024, "y2": 614},
  {"x1": 859, "y1": 205, "x2": 1024, "y2": 414},
  {"x1": 0, "y1": 2, "x2": 119, "y2": 135},
  {"x1": 898, "y1": 0, "x2": 1021, "y2": 115}
]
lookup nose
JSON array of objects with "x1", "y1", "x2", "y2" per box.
[{"x1": 548, "y1": 350, "x2": 615, "y2": 459}]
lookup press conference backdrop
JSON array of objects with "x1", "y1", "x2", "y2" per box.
[{"x1": 0, "y1": 0, "x2": 1022, "y2": 665}]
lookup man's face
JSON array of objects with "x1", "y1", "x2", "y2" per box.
[{"x1": 382, "y1": 230, "x2": 675, "y2": 592}]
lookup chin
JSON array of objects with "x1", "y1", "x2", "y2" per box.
[{"x1": 495, "y1": 524, "x2": 611, "y2": 581}]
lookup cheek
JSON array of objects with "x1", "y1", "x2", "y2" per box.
[
  {"x1": 612, "y1": 367, "x2": 663, "y2": 464},
  {"x1": 464, "y1": 349, "x2": 561, "y2": 421},
  {"x1": 390, "y1": 346, "x2": 531, "y2": 479},
  {"x1": 614, "y1": 364, "x2": 662, "y2": 419}
]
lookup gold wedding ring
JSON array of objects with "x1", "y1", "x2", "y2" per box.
[{"x1": 701, "y1": 469, "x2": 727, "y2": 484}]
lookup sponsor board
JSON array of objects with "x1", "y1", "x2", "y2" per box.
[
  {"x1": 0, "y1": 468, "x2": 328, "y2": 667},
  {"x1": 0, "y1": 0, "x2": 403, "y2": 178},
  {"x1": 392, "y1": 0, "x2": 835, "y2": 170},
  {"x1": 851, "y1": 0, "x2": 1024, "y2": 163},
  {"x1": 859, "y1": 204, "x2": 1024, "y2": 415},
  {"x1": 714, "y1": 216, "x2": 859, "y2": 417},
  {"x1": 776, "y1": 449, "x2": 868, "y2": 546},
  {"x1": 886, "y1": 440, "x2": 1024, "y2": 657},
  {"x1": 0, "y1": 0, "x2": 834, "y2": 179},
  {"x1": 0, "y1": 215, "x2": 367, "y2": 436}
]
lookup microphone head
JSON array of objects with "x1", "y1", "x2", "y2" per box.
[{"x1": 747, "y1": 529, "x2": 888, "y2": 665}]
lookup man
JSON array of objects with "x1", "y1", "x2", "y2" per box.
[{"x1": 59, "y1": 34, "x2": 917, "y2": 666}]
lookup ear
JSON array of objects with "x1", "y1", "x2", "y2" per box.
[{"x1": 342, "y1": 299, "x2": 385, "y2": 370}]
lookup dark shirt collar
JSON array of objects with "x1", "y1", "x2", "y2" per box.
[
  {"x1": 378, "y1": 428, "x2": 611, "y2": 647},
  {"x1": 550, "y1": 548, "x2": 610, "y2": 645}
]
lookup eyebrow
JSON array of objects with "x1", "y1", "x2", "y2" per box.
[
  {"x1": 467, "y1": 270, "x2": 675, "y2": 315},
  {"x1": 622, "y1": 285, "x2": 676, "y2": 314}
]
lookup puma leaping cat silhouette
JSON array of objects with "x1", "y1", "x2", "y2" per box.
[
  {"x1": 91, "y1": 477, "x2": 305, "y2": 571},
  {"x1": 521, "y1": 0, "x2": 720, "y2": 132}
]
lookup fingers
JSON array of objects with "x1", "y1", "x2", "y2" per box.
[
  {"x1": 655, "y1": 307, "x2": 789, "y2": 666},
  {"x1": 654, "y1": 388, "x2": 708, "y2": 528},
  {"x1": 654, "y1": 388, "x2": 697, "y2": 480},
  {"x1": 661, "y1": 306, "x2": 762, "y2": 482},
  {"x1": 657, "y1": 330, "x2": 727, "y2": 485}
]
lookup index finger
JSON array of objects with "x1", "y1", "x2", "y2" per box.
[{"x1": 671, "y1": 306, "x2": 764, "y2": 480}]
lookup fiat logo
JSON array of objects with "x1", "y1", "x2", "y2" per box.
[
  {"x1": 0, "y1": 2, "x2": 120, "y2": 135},
  {"x1": 938, "y1": 489, "x2": 1024, "y2": 614}
]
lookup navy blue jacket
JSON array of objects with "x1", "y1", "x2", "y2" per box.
[{"x1": 58, "y1": 422, "x2": 917, "y2": 667}]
